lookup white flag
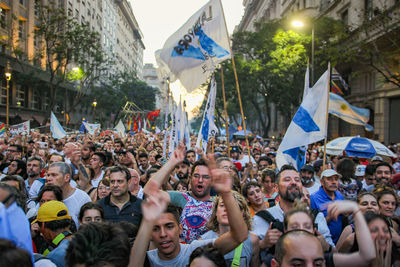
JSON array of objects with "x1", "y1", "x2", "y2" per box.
[
  {"x1": 156, "y1": 0, "x2": 230, "y2": 92},
  {"x1": 196, "y1": 75, "x2": 218, "y2": 154},
  {"x1": 50, "y1": 112, "x2": 66, "y2": 139},
  {"x1": 302, "y1": 64, "x2": 311, "y2": 100},
  {"x1": 168, "y1": 103, "x2": 177, "y2": 156},
  {"x1": 114, "y1": 120, "x2": 126, "y2": 137},
  {"x1": 163, "y1": 96, "x2": 170, "y2": 158},
  {"x1": 276, "y1": 66, "x2": 330, "y2": 170}
]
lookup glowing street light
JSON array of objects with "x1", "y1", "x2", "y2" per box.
[
  {"x1": 5, "y1": 63, "x2": 11, "y2": 129},
  {"x1": 291, "y1": 20, "x2": 305, "y2": 28}
]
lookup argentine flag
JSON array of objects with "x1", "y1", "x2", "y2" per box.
[
  {"x1": 50, "y1": 112, "x2": 66, "y2": 139},
  {"x1": 196, "y1": 75, "x2": 218, "y2": 154},
  {"x1": 329, "y1": 93, "x2": 373, "y2": 131},
  {"x1": 277, "y1": 68, "x2": 330, "y2": 170}
]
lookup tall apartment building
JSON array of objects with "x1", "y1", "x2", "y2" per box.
[
  {"x1": 237, "y1": 0, "x2": 400, "y2": 143},
  {"x1": 0, "y1": 0, "x2": 144, "y2": 127}
]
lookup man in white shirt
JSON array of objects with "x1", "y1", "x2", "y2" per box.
[
  {"x1": 89, "y1": 152, "x2": 106, "y2": 188},
  {"x1": 46, "y1": 162, "x2": 91, "y2": 227}
]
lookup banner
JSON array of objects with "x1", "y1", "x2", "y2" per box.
[
  {"x1": 156, "y1": 0, "x2": 230, "y2": 92},
  {"x1": 10, "y1": 121, "x2": 30, "y2": 136},
  {"x1": 83, "y1": 122, "x2": 101, "y2": 135},
  {"x1": 50, "y1": 112, "x2": 66, "y2": 139},
  {"x1": 114, "y1": 120, "x2": 126, "y2": 137},
  {"x1": 196, "y1": 75, "x2": 218, "y2": 154}
]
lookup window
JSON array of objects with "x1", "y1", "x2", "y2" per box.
[
  {"x1": 18, "y1": 20, "x2": 25, "y2": 39},
  {"x1": 365, "y1": 0, "x2": 373, "y2": 20},
  {"x1": 0, "y1": 8, "x2": 7, "y2": 29},
  {"x1": 19, "y1": 0, "x2": 25, "y2": 6},
  {"x1": 16, "y1": 85, "x2": 25, "y2": 107},
  {"x1": 31, "y1": 89, "x2": 40, "y2": 109},
  {"x1": 33, "y1": 30, "x2": 40, "y2": 47},
  {"x1": 44, "y1": 91, "x2": 50, "y2": 111},
  {"x1": 34, "y1": 1, "x2": 40, "y2": 16},
  {"x1": 58, "y1": 0, "x2": 64, "y2": 9},
  {"x1": 0, "y1": 79, "x2": 7, "y2": 105},
  {"x1": 341, "y1": 9, "x2": 349, "y2": 25}
]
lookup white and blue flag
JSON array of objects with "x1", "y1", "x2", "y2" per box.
[
  {"x1": 277, "y1": 68, "x2": 330, "y2": 170},
  {"x1": 50, "y1": 112, "x2": 66, "y2": 139},
  {"x1": 196, "y1": 75, "x2": 218, "y2": 154},
  {"x1": 302, "y1": 63, "x2": 311, "y2": 100},
  {"x1": 329, "y1": 92, "x2": 373, "y2": 131},
  {"x1": 155, "y1": 0, "x2": 230, "y2": 92}
]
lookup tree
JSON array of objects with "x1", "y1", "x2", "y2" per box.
[
  {"x1": 7, "y1": 3, "x2": 112, "y2": 123},
  {"x1": 211, "y1": 17, "x2": 352, "y2": 137},
  {"x1": 91, "y1": 71, "x2": 159, "y2": 127}
]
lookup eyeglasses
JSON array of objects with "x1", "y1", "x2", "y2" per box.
[
  {"x1": 98, "y1": 186, "x2": 110, "y2": 191},
  {"x1": 192, "y1": 174, "x2": 211, "y2": 180},
  {"x1": 222, "y1": 166, "x2": 236, "y2": 171}
]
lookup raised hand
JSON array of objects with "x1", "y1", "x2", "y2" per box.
[
  {"x1": 207, "y1": 154, "x2": 232, "y2": 193},
  {"x1": 327, "y1": 200, "x2": 358, "y2": 221},
  {"x1": 142, "y1": 180, "x2": 169, "y2": 222},
  {"x1": 170, "y1": 142, "x2": 185, "y2": 165}
]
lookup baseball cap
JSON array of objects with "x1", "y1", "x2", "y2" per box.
[
  {"x1": 32, "y1": 201, "x2": 71, "y2": 224},
  {"x1": 321, "y1": 169, "x2": 342, "y2": 179},
  {"x1": 355, "y1": 165, "x2": 366, "y2": 177},
  {"x1": 300, "y1": 164, "x2": 314, "y2": 173},
  {"x1": 371, "y1": 155, "x2": 383, "y2": 162}
]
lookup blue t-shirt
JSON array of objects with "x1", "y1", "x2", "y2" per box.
[{"x1": 311, "y1": 186, "x2": 344, "y2": 243}]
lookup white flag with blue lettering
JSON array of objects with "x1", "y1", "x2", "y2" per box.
[
  {"x1": 196, "y1": 75, "x2": 218, "y2": 154},
  {"x1": 277, "y1": 67, "x2": 330, "y2": 170},
  {"x1": 50, "y1": 112, "x2": 66, "y2": 139},
  {"x1": 155, "y1": 0, "x2": 230, "y2": 92}
]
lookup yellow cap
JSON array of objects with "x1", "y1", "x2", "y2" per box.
[{"x1": 33, "y1": 200, "x2": 71, "y2": 223}]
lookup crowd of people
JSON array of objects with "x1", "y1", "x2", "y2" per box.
[{"x1": 0, "y1": 131, "x2": 400, "y2": 267}]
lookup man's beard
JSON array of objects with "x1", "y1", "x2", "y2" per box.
[
  {"x1": 27, "y1": 171, "x2": 39, "y2": 178},
  {"x1": 177, "y1": 172, "x2": 188, "y2": 180},
  {"x1": 279, "y1": 185, "x2": 302, "y2": 202}
]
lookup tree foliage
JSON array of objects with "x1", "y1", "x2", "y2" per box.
[
  {"x1": 212, "y1": 17, "x2": 351, "y2": 136},
  {"x1": 91, "y1": 71, "x2": 159, "y2": 126}
]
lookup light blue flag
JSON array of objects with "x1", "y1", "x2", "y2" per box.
[
  {"x1": 329, "y1": 93, "x2": 373, "y2": 131},
  {"x1": 277, "y1": 67, "x2": 330, "y2": 170},
  {"x1": 50, "y1": 111, "x2": 66, "y2": 139}
]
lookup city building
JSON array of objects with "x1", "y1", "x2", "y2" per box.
[
  {"x1": 143, "y1": 63, "x2": 163, "y2": 109},
  {"x1": 0, "y1": 0, "x2": 144, "y2": 128},
  {"x1": 236, "y1": 0, "x2": 400, "y2": 143}
]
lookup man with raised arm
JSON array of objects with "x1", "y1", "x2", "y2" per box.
[
  {"x1": 144, "y1": 143, "x2": 214, "y2": 243},
  {"x1": 130, "y1": 158, "x2": 248, "y2": 267}
]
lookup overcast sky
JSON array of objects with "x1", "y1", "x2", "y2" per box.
[{"x1": 130, "y1": 0, "x2": 244, "y2": 65}]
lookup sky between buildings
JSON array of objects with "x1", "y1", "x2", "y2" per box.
[{"x1": 130, "y1": 0, "x2": 245, "y2": 118}]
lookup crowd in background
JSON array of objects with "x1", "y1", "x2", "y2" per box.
[{"x1": 0, "y1": 130, "x2": 400, "y2": 267}]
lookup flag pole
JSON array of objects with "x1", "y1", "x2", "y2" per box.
[
  {"x1": 322, "y1": 63, "x2": 331, "y2": 170},
  {"x1": 162, "y1": 78, "x2": 170, "y2": 158},
  {"x1": 220, "y1": 67, "x2": 231, "y2": 158},
  {"x1": 218, "y1": 0, "x2": 253, "y2": 178}
]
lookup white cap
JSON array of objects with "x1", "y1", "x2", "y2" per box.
[
  {"x1": 355, "y1": 165, "x2": 366, "y2": 177},
  {"x1": 321, "y1": 169, "x2": 342, "y2": 179}
]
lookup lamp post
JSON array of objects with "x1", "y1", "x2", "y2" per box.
[
  {"x1": 292, "y1": 19, "x2": 315, "y2": 86},
  {"x1": 5, "y1": 64, "x2": 11, "y2": 129}
]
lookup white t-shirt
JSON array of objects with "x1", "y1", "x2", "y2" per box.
[
  {"x1": 146, "y1": 239, "x2": 215, "y2": 267},
  {"x1": 91, "y1": 170, "x2": 105, "y2": 188},
  {"x1": 306, "y1": 181, "x2": 321, "y2": 195},
  {"x1": 63, "y1": 188, "x2": 91, "y2": 228}
]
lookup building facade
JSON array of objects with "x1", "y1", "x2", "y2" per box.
[
  {"x1": 237, "y1": 0, "x2": 400, "y2": 143},
  {"x1": 0, "y1": 0, "x2": 144, "y2": 128}
]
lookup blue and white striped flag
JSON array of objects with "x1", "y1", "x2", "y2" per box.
[
  {"x1": 50, "y1": 112, "x2": 66, "y2": 139},
  {"x1": 196, "y1": 75, "x2": 218, "y2": 154},
  {"x1": 329, "y1": 92, "x2": 373, "y2": 131}
]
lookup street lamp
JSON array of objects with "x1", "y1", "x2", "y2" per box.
[
  {"x1": 5, "y1": 63, "x2": 11, "y2": 129},
  {"x1": 292, "y1": 19, "x2": 315, "y2": 86}
]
